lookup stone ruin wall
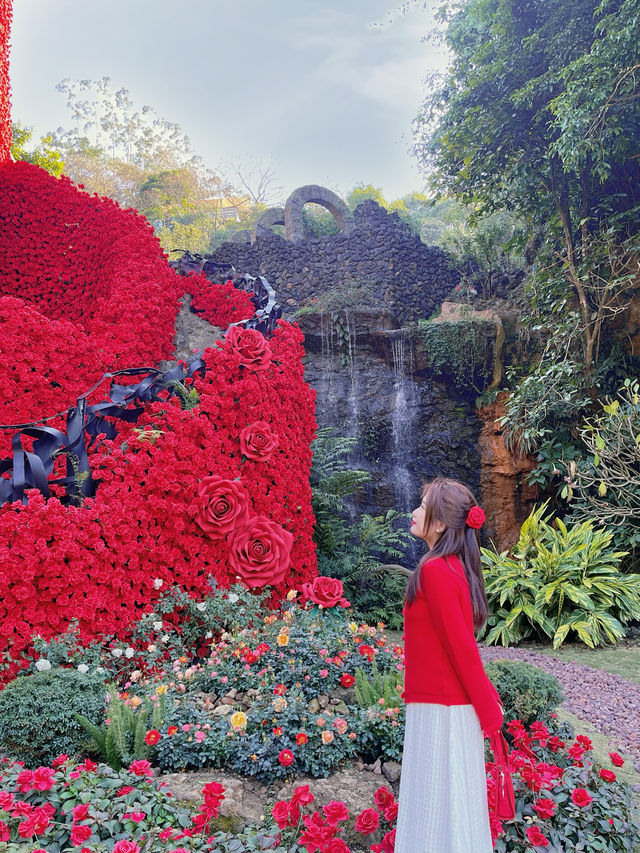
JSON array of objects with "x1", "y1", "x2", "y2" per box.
[{"x1": 209, "y1": 200, "x2": 461, "y2": 326}]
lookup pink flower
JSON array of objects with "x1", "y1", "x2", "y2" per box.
[
  {"x1": 128, "y1": 759, "x2": 152, "y2": 777},
  {"x1": 355, "y1": 808, "x2": 380, "y2": 834}
]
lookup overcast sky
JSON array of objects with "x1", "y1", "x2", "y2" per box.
[{"x1": 9, "y1": 1, "x2": 448, "y2": 202}]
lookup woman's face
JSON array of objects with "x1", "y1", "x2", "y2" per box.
[{"x1": 411, "y1": 495, "x2": 445, "y2": 548}]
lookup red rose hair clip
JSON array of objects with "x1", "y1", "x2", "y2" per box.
[{"x1": 466, "y1": 506, "x2": 486, "y2": 529}]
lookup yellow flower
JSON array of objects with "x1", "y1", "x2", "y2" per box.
[
  {"x1": 283, "y1": 610, "x2": 293, "y2": 622},
  {"x1": 129, "y1": 696, "x2": 142, "y2": 708},
  {"x1": 276, "y1": 634, "x2": 289, "y2": 647},
  {"x1": 273, "y1": 697, "x2": 287, "y2": 713},
  {"x1": 156, "y1": 685, "x2": 168, "y2": 695},
  {"x1": 286, "y1": 590, "x2": 298, "y2": 601},
  {"x1": 321, "y1": 730, "x2": 334, "y2": 745},
  {"x1": 348, "y1": 622, "x2": 358, "y2": 633},
  {"x1": 230, "y1": 711, "x2": 248, "y2": 731}
]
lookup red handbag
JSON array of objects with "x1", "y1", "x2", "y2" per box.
[{"x1": 489, "y1": 730, "x2": 516, "y2": 820}]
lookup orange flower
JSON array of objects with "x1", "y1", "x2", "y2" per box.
[
  {"x1": 316, "y1": 718, "x2": 325, "y2": 727},
  {"x1": 321, "y1": 730, "x2": 334, "y2": 745},
  {"x1": 296, "y1": 732, "x2": 308, "y2": 745},
  {"x1": 276, "y1": 634, "x2": 289, "y2": 647},
  {"x1": 167, "y1": 726, "x2": 178, "y2": 736}
]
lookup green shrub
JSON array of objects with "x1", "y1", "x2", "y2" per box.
[
  {"x1": 481, "y1": 503, "x2": 640, "y2": 648},
  {"x1": 0, "y1": 668, "x2": 106, "y2": 766},
  {"x1": 352, "y1": 704, "x2": 405, "y2": 764},
  {"x1": 566, "y1": 378, "x2": 640, "y2": 568},
  {"x1": 484, "y1": 659, "x2": 564, "y2": 728},
  {"x1": 354, "y1": 661, "x2": 403, "y2": 709},
  {"x1": 76, "y1": 688, "x2": 169, "y2": 771}
]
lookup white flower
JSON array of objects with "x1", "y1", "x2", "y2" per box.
[
  {"x1": 227, "y1": 593, "x2": 239, "y2": 604},
  {"x1": 153, "y1": 621, "x2": 163, "y2": 631},
  {"x1": 111, "y1": 648, "x2": 123, "y2": 658},
  {"x1": 77, "y1": 664, "x2": 89, "y2": 674},
  {"x1": 153, "y1": 578, "x2": 163, "y2": 589},
  {"x1": 147, "y1": 644, "x2": 156, "y2": 653},
  {"x1": 195, "y1": 602, "x2": 206, "y2": 612},
  {"x1": 161, "y1": 635, "x2": 170, "y2": 643},
  {"x1": 131, "y1": 670, "x2": 142, "y2": 681},
  {"x1": 124, "y1": 647, "x2": 135, "y2": 659},
  {"x1": 35, "y1": 659, "x2": 51, "y2": 672},
  {"x1": 205, "y1": 631, "x2": 213, "y2": 639}
]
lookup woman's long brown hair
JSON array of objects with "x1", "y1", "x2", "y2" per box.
[{"x1": 405, "y1": 478, "x2": 488, "y2": 632}]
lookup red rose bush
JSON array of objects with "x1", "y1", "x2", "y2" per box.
[{"x1": 487, "y1": 717, "x2": 640, "y2": 851}]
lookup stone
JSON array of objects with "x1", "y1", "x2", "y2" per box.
[
  {"x1": 382, "y1": 761, "x2": 402, "y2": 783},
  {"x1": 307, "y1": 698, "x2": 320, "y2": 714},
  {"x1": 318, "y1": 694, "x2": 329, "y2": 709},
  {"x1": 212, "y1": 704, "x2": 234, "y2": 716}
]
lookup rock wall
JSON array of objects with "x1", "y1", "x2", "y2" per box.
[
  {"x1": 209, "y1": 201, "x2": 460, "y2": 325},
  {"x1": 477, "y1": 393, "x2": 539, "y2": 548}
]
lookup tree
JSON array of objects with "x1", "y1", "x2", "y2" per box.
[
  {"x1": 415, "y1": 0, "x2": 640, "y2": 383},
  {"x1": 10, "y1": 122, "x2": 65, "y2": 176}
]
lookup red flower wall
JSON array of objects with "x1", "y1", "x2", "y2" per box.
[
  {"x1": 0, "y1": 2, "x2": 317, "y2": 677},
  {"x1": 0, "y1": 0, "x2": 11, "y2": 164}
]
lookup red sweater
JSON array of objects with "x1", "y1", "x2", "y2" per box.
[{"x1": 402, "y1": 553, "x2": 503, "y2": 735}]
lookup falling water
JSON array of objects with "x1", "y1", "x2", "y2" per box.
[{"x1": 391, "y1": 329, "x2": 418, "y2": 512}]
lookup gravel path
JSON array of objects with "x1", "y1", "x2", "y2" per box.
[{"x1": 479, "y1": 645, "x2": 640, "y2": 783}]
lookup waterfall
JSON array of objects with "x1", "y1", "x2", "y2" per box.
[{"x1": 391, "y1": 329, "x2": 417, "y2": 513}]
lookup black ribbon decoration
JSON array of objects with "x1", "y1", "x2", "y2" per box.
[{"x1": 0, "y1": 264, "x2": 283, "y2": 508}]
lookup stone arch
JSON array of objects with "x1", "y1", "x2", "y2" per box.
[
  {"x1": 284, "y1": 185, "x2": 355, "y2": 242},
  {"x1": 251, "y1": 207, "x2": 285, "y2": 243}
]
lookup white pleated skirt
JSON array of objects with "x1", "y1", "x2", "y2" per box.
[{"x1": 395, "y1": 703, "x2": 494, "y2": 853}]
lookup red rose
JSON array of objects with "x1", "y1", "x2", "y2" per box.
[
  {"x1": 225, "y1": 325, "x2": 272, "y2": 371},
  {"x1": 359, "y1": 644, "x2": 375, "y2": 661},
  {"x1": 570, "y1": 788, "x2": 593, "y2": 808},
  {"x1": 128, "y1": 759, "x2": 152, "y2": 777},
  {"x1": 271, "y1": 800, "x2": 291, "y2": 829},
  {"x1": 239, "y1": 421, "x2": 279, "y2": 461},
  {"x1": 196, "y1": 476, "x2": 250, "y2": 539},
  {"x1": 599, "y1": 768, "x2": 616, "y2": 782},
  {"x1": 291, "y1": 784, "x2": 314, "y2": 805},
  {"x1": 465, "y1": 505, "x2": 486, "y2": 529},
  {"x1": 302, "y1": 576, "x2": 345, "y2": 608},
  {"x1": 112, "y1": 842, "x2": 140, "y2": 853},
  {"x1": 525, "y1": 826, "x2": 549, "y2": 847},
  {"x1": 323, "y1": 801, "x2": 349, "y2": 824},
  {"x1": 145, "y1": 729, "x2": 160, "y2": 746},
  {"x1": 228, "y1": 517, "x2": 293, "y2": 588},
  {"x1": 326, "y1": 839, "x2": 350, "y2": 853},
  {"x1": 374, "y1": 786, "x2": 395, "y2": 812},
  {"x1": 609, "y1": 752, "x2": 624, "y2": 767},
  {"x1": 167, "y1": 726, "x2": 178, "y2": 736},
  {"x1": 355, "y1": 808, "x2": 380, "y2": 834},
  {"x1": 384, "y1": 802, "x2": 398, "y2": 823},
  {"x1": 340, "y1": 673, "x2": 355, "y2": 688},
  {"x1": 296, "y1": 732, "x2": 308, "y2": 745},
  {"x1": 71, "y1": 825, "x2": 92, "y2": 845},
  {"x1": 381, "y1": 828, "x2": 395, "y2": 853},
  {"x1": 532, "y1": 798, "x2": 556, "y2": 819},
  {"x1": 72, "y1": 803, "x2": 91, "y2": 821},
  {"x1": 278, "y1": 749, "x2": 294, "y2": 767}
]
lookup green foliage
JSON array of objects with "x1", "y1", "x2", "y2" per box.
[
  {"x1": 481, "y1": 503, "x2": 640, "y2": 648},
  {"x1": 327, "y1": 511, "x2": 413, "y2": 631},
  {"x1": 440, "y1": 210, "x2": 526, "y2": 298},
  {"x1": 354, "y1": 661, "x2": 403, "y2": 710},
  {"x1": 10, "y1": 122, "x2": 65, "y2": 176},
  {"x1": 310, "y1": 427, "x2": 371, "y2": 556},
  {"x1": 0, "y1": 668, "x2": 106, "y2": 766},
  {"x1": 484, "y1": 659, "x2": 565, "y2": 728},
  {"x1": 351, "y1": 704, "x2": 405, "y2": 764},
  {"x1": 566, "y1": 378, "x2": 640, "y2": 564},
  {"x1": 417, "y1": 316, "x2": 494, "y2": 394},
  {"x1": 417, "y1": 0, "x2": 640, "y2": 386},
  {"x1": 76, "y1": 689, "x2": 169, "y2": 770}
]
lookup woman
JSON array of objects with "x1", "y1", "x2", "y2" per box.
[{"x1": 395, "y1": 478, "x2": 503, "y2": 853}]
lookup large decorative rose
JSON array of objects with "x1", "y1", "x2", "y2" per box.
[
  {"x1": 354, "y1": 808, "x2": 380, "y2": 835},
  {"x1": 225, "y1": 325, "x2": 272, "y2": 371},
  {"x1": 302, "y1": 575, "x2": 349, "y2": 609},
  {"x1": 465, "y1": 505, "x2": 486, "y2": 529},
  {"x1": 239, "y1": 421, "x2": 279, "y2": 461},
  {"x1": 196, "y1": 476, "x2": 250, "y2": 539},
  {"x1": 228, "y1": 517, "x2": 293, "y2": 588}
]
